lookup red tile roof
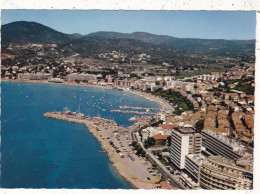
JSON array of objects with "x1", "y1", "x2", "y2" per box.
[
  {"x1": 159, "y1": 124, "x2": 178, "y2": 130},
  {"x1": 153, "y1": 134, "x2": 169, "y2": 140}
]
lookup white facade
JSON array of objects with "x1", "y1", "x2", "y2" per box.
[
  {"x1": 67, "y1": 73, "x2": 97, "y2": 82},
  {"x1": 170, "y1": 128, "x2": 202, "y2": 169}
]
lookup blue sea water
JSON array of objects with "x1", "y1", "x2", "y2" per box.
[{"x1": 1, "y1": 82, "x2": 160, "y2": 189}]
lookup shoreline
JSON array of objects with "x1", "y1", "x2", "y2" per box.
[
  {"x1": 44, "y1": 112, "x2": 162, "y2": 189},
  {"x1": 4, "y1": 79, "x2": 175, "y2": 189},
  {"x1": 2, "y1": 79, "x2": 173, "y2": 113}
]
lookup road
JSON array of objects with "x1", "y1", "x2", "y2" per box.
[{"x1": 128, "y1": 124, "x2": 187, "y2": 189}]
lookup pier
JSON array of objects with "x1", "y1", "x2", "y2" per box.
[
  {"x1": 110, "y1": 109, "x2": 156, "y2": 115},
  {"x1": 43, "y1": 110, "x2": 161, "y2": 189},
  {"x1": 119, "y1": 106, "x2": 161, "y2": 111}
]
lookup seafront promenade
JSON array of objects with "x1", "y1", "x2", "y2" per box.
[{"x1": 44, "y1": 111, "x2": 162, "y2": 189}]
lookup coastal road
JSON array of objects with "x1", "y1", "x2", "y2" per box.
[{"x1": 129, "y1": 124, "x2": 186, "y2": 189}]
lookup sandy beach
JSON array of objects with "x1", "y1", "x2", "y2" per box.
[
  {"x1": 4, "y1": 79, "x2": 175, "y2": 189},
  {"x1": 44, "y1": 111, "x2": 162, "y2": 189}
]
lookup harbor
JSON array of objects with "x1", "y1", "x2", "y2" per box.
[{"x1": 43, "y1": 110, "x2": 162, "y2": 189}]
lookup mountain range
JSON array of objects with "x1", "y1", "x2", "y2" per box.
[{"x1": 1, "y1": 21, "x2": 255, "y2": 56}]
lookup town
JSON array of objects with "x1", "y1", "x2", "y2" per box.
[{"x1": 1, "y1": 42, "x2": 255, "y2": 190}]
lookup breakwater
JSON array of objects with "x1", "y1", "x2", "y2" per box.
[{"x1": 44, "y1": 110, "x2": 161, "y2": 189}]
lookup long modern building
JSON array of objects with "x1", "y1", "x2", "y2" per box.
[
  {"x1": 200, "y1": 155, "x2": 253, "y2": 190},
  {"x1": 170, "y1": 127, "x2": 202, "y2": 169},
  {"x1": 201, "y1": 130, "x2": 245, "y2": 160},
  {"x1": 66, "y1": 73, "x2": 97, "y2": 82},
  {"x1": 184, "y1": 154, "x2": 205, "y2": 184}
]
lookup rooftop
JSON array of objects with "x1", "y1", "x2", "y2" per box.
[
  {"x1": 153, "y1": 134, "x2": 169, "y2": 140},
  {"x1": 202, "y1": 129, "x2": 245, "y2": 156},
  {"x1": 159, "y1": 124, "x2": 178, "y2": 130},
  {"x1": 175, "y1": 127, "x2": 195, "y2": 134},
  {"x1": 186, "y1": 154, "x2": 206, "y2": 166}
]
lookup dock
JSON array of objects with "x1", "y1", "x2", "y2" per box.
[
  {"x1": 119, "y1": 106, "x2": 161, "y2": 111},
  {"x1": 110, "y1": 109, "x2": 156, "y2": 115}
]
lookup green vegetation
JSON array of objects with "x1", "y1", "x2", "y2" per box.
[
  {"x1": 131, "y1": 141, "x2": 137, "y2": 147},
  {"x1": 175, "y1": 68, "x2": 225, "y2": 79},
  {"x1": 152, "y1": 89, "x2": 193, "y2": 115},
  {"x1": 167, "y1": 136, "x2": 171, "y2": 146},
  {"x1": 195, "y1": 120, "x2": 204, "y2": 133},
  {"x1": 217, "y1": 79, "x2": 255, "y2": 95},
  {"x1": 132, "y1": 141, "x2": 146, "y2": 157},
  {"x1": 152, "y1": 150, "x2": 170, "y2": 166},
  {"x1": 144, "y1": 137, "x2": 155, "y2": 148},
  {"x1": 151, "y1": 120, "x2": 163, "y2": 127},
  {"x1": 235, "y1": 81, "x2": 254, "y2": 95}
]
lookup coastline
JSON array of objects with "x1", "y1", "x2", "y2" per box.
[
  {"x1": 2, "y1": 79, "x2": 173, "y2": 113},
  {"x1": 44, "y1": 112, "x2": 161, "y2": 189},
  {"x1": 3, "y1": 79, "x2": 173, "y2": 189}
]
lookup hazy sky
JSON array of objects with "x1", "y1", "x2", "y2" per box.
[{"x1": 1, "y1": 10, "x2": 256, "y2": 40}]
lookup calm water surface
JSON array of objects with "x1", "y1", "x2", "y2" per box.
[{"x1": 1, "y1": 82, "x2": 160, "y2": 188}]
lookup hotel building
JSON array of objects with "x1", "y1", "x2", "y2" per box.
[
  {"x1": 200, "y1": 155, "x2": 253, "y2": 190},
  {"x1": 170, "y1": 128, "x2": 202, "y2": 169}
]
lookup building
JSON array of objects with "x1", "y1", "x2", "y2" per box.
[
  {"x1": 18, "y1": 73, "x2": 52, "y2": 80},
  {"x1": 200, "y1": 155, "x2": 253, "y2": 190},
  {"x1": 170, "y1": 127, "x2": 202, "y2": 169},
  {"x1": 114, "y1": 78, "x2": 137, "y2": 88},
  {"x1": 184, "y1": 154, "x2": 205, "y2": 184},
  {"x1": 201, "y1": 130, "x2": 245, "y2": 160},
  {"x1": 166, "y1": 80, "x2": 195, "y2": 92},
  {"x1": 195, "y1": 74, "x2": 219, "y2": 82},
  {"x1": 66, "y1": 73, "x2": 97, "y2": 82},
  {"x1": 153, "y1": 134, "x2": 169, "y2": 145}
]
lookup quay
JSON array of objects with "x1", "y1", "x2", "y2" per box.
[
  {"x1": 119, "y1": 106, "x2": 161, "y2": 111},
  {"x1": 110, "y1": 110, "x2": 156, "y2": 115},
  {"x1": 43, "y1": 110, "x2": 162, "y2": 189}
]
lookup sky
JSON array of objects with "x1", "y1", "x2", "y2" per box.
[{"x1": 1, "y1": 10, "x2": 256, "y2": 40}]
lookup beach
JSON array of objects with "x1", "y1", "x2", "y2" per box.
[
  {"x1": 44, "y1": 111, "x2": 162, "y2": 189},
  {"x1": 2, "y1": 79, "x2": 174, "y2": 189}
]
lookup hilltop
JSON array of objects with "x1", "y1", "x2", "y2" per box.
[{"x1": 1, "y1": 21, "x2": 255, "y2": 56}]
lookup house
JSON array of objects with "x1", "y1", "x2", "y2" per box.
[{"x1": 153, "y1": 134, "x2": 170, "y2": 145}]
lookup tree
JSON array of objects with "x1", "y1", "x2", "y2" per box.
[
  {"x1": 196, "y1": 120, "x2": 204, "y2": 133},
  {"x1": 167, "y1": 136, "x2": 171, "y2": 146},
  {"x1": 131, "y1": 141, "x2": 137, "y2": 147},
  {"x1": 136, "y1": 147, "x2": 143, "y2": 156},
  {"x1": 146, "y1": 88, "x2": 151, "y2": 92},
  {"x1": 141, "y1": 150, "x2": 146, "y2": 157},
  {"x1": 147, "y1": 137, "x2": 155, "y2": 146}
]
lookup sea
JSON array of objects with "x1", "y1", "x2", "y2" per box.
[{"x1": 1, "y1": 81, "x2": 161, "y2": 189}]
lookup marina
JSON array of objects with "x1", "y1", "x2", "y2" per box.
[{"x1": 2, "y1": 81, "x2": 161, "y2": 189}]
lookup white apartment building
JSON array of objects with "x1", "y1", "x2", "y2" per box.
[
  {"x1": 170, "y1": 128, "x2": 202, "y2": 169},
  {"x1": 66, "y1": 73, "x2": 97, "y2": 82}
]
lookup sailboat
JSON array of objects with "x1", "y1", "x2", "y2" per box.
[{"x1": 77, "y1": 105, "x2": 81, "y2": 114}]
